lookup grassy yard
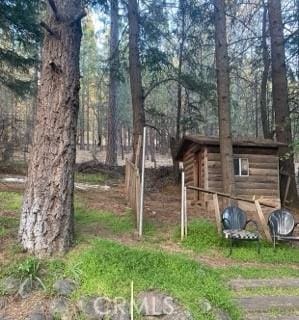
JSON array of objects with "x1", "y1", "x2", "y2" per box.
[
  {"x1": 1, "y1": 190, "x2": 299, "y2": 319},
  {"x1": 75, "y1": 172, "x2": 107, "y2": 184},
  {"x1": 181, "y1": 219, "x2": 299, "y2": 265}
]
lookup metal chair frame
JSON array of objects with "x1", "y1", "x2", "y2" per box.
[
  {"x1": 268, "y1": 209, "x2": 299, "y2": 249},
  {"x1": 221, "y1": 206, "x2": 261, "y2": 255}
]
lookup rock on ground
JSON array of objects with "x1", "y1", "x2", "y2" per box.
[
  {"x1": 18, "y1": 278, "x2": 35, "y2": 298},
  {"x1": 77, "y1": 296, "x2": 130, "y2": 320},
  {"x1": 53, "y1": 279, "x2": 76, "y2": 297},
  {"x1": 0, "y1": 276, "x2": 20, "y2": 295},
  {"x1": 137, "y1": 291, "x2": 192, "y2": 320}
]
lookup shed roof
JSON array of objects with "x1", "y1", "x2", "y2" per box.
[{"x1": 176, "y1": 135, "x2": 286, "y2": 160}]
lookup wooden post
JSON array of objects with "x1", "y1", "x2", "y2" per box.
[
  {"x1": 130, "y1": 281, "x2": 134, "y2": 320},
  {"x1": 254, "y1": 200, "x2": 272, "y2": 242},
  {"x1": 181, "y1": 171, "x2": 185, "y2": 241},
  {"x1": 213, "y1": 193, "x2": 222, "y2": 235},
  {"x1": 283, "y1": 175, "x2": 291, "y2": 205},
  {"x1": 138, "y1": 127, "x2": 146, "y2": 238},
  {"x1": 184, "y1": 186, "x2": 187, "y2": 237},
  {"x1": 136, "y1": 171, "x2": 140, "y2": 228},
  {"x1": 135, "y1": 135, "x2": 142, "y2": 165}
]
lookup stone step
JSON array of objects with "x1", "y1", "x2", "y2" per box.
[
  {"x1": 246, "y1": 314, "x2": 299, "y2": 320},
  {"x1": 236, "y1": 296, "x2": 299, "y2": 312},
  {"x1": 230, "y1": 278, "x2": 299, "y2": 291}
]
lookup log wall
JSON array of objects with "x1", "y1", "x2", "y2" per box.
[
  {"x1": 207, "y1": 152, "x2": 280, "y2": 200},
  {"x1": 183, "y1": 143, "x2": 205, "y2": 201}
]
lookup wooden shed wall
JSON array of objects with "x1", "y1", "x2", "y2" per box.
[
  {"x1": 183, "y1": 143, "x2": 206, "y2": 201},
  {"x1": 207, "y1": 152, "x2": 280, "y2": 199},
  {"x1": 183, "y1": 144, "x2": 196, "y2": 187}
]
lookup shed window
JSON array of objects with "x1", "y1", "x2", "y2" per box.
[{"x1": 234, "y1": 158, "x2": 249, "y2": 176}]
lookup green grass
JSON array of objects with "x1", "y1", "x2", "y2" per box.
[
  {"x1": 1, "y1": 190, "x2": 299, "y2": 318},
  {"x1": 0, "y1": 192, "x2": 22, "y2": 212},
  {"x1": 181, "y1": 219, "x2": 299, "y2": 264},
  {"x1": 219, "y1": 265, "x2": 299, "y2": 281},
  {"x1": 63, "y1": 239, "x2": 240, "y2": 319},
  {"x1": 180, "y1": 219, "x2": 222, "y2": 252},
  {"x1": 75, "y1": 204, "x2": 135, "y2": 236},
  {"x1": 0, "y1": 216, "x2": 18, "y2": 236},
  {"x1": 0, "y1": 192, "x2": 22, "y2": 237},
  {"x1": 75, "y1": 172, "x2": 107, "y2": 184},
  {"x1": 0, "y1": 239, "x2": 241, "y2": 318},
  {"x1": 233, "y1": 287, "x2": 299, "y2": 297}
]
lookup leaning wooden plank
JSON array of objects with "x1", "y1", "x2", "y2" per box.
[
  {"x1": 254, "y1": 200, "x2": 272, "y2": 242},
  {"x1": 213, "y1": 193, "x2": 222, "y2": 235},
  {"x1": 282, "y1": 175, "x2": 291, "y2": 206}
]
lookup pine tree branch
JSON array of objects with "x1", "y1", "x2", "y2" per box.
[
  {"x1": 47, "y1": 0, "x2": 60, "y2": 21},
  {"x1": 143, "y1": 77, "x2": 179, "y2": 101},
  {"x1": 145, "y1": 124, "x2": 161, "y2": 135}
]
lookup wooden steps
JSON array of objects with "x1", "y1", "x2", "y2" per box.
[{"x1": 229, "y1": 278, "x2": 299, "y2": 320}]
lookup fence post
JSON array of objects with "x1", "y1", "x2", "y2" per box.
[
  {"x1": 181, "y1": 171, "x2": 185, "y2": 241},
  {"x1": 138, "y1": 127, "x2": 146, "y2": 238},
  {"x1": 184, "y1": 186, "x2": 187, "y2": 237}
]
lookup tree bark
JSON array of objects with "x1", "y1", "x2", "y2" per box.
[
  {"x1": 106, "y1": 0, "x2": 119, "y2": 166},
  {"x1": 260, "y1": 1, "x2": 272, "y2": 139},
  {"x1": 268, "y1": 0, "x2": 298, "y2": 203},
  {"x1": 214, "y1": 0, "x2": 235, "y2": 195},
  {"x1": 128, "y1": 0, "x2": 145, "y2": 165},
  {"x1": 19, "y1": 0, "x2": 84, "y2": 257}
]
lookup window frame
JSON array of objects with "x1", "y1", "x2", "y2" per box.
[{"x1": 234, "y1": 157, "x2": 249, "y2": 177}]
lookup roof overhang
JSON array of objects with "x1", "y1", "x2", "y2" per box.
[{"x1": 176, "y1": 135, "x2": 286, "y2": 161}]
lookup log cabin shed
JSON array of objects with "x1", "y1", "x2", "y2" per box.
[{"x1": 176, "y1": 136, "x2": 284, "y2": 208}]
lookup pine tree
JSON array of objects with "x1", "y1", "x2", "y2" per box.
[
  {"x1": 106, "y1": 0, "x2": 119, "y2": 166},
  {"x1": 19, "y1": 0, "x2": 86, "y2": 256},
  {"x1": 214, "y1": 0, "x2": 235, "y2": 195},
  {"x1": 0, "y1": 0, "x2": 41, "y2": 95}
]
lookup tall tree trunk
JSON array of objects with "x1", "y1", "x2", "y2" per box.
[
  {"x1": 19, "y1": 0, "x2": 85, "y2": 256},
  {"x1": 106, "y1": 0, "x2": 119, "y2": 166},
  {"x1": 128, "y1": 0, "x2": 145, "y2": 164},
  {"x1": 268, "y1": 0, "x2": 298, "y2": 203},
  {"x1": 172, "y1": 0, "x2": 186, "y2": 179},
  {"x1": 260, "y1": 1, "x2": 272, "y2": 139},
  {"x1": 214, "y1": 0, "x2": 235, "y2": 195}
]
